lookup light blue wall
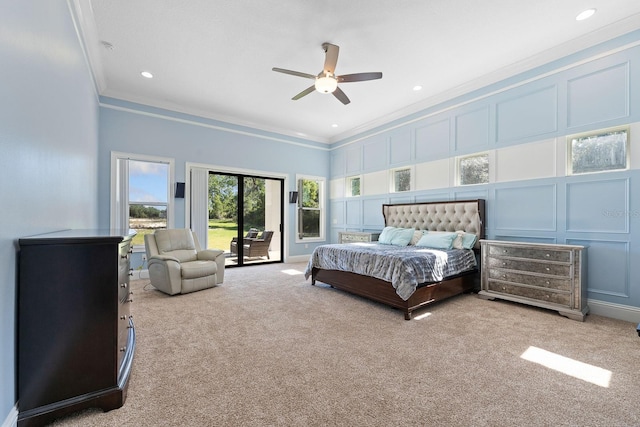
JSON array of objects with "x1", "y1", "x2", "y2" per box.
[
  {"x1": 2, "y1": 2, "x2": 639, "y2": 423},
  {"x1": 0, "y1": 0, "x2": 99, "y2": 422},
  {"x1": 97, "y1": 99, "x2": 330, "y2": 261},
  {"x1": 328, "y1": 34, "x2": 640, "y2": 311}
]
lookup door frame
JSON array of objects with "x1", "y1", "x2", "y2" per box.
[{"x1": 185, "y1": 162, "x2": 289, "y2": 263}]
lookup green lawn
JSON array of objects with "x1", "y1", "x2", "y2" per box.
[
  {"x1": 131, "y1": 219, "x2": 247, "y2": 251},
  {"x1": 208, "y1": 219, "x2": 238, "y2": 250}
]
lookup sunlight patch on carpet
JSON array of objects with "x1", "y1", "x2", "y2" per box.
[
  {"x1": 520, "y1": 346, "x2": 611, "y2": 387},
  {"x1": 413, "y1": 312, "x2": 433, "y2": 320},
  {"x1": 281, "y1": 269, "x2": 304, "y2": 275}
]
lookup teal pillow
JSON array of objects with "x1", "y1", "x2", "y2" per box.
[
  {"x1": 416, "y1": 232, "x2": 457, "y2": 249},
  {"x1": 378, "y1": 227, "x2": 414, "y2": 246},
  {"x1": 459, "y1": 232, "x2": 478, "y2": 249}
]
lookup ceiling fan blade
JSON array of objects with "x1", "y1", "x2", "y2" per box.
[
  {"x1": 333, "y1": 86, "x2": 350, "y2": 105},
  {"x1": 322, "y1": 43, "x2": 339, "y2": 74},
  {"x1": 292, "y1": 85, "x2": 316, "y2": 100},
  {"x1": 337, "y1": 72, "x2": 383, "y2": 83},
  {"x1": 272, "y1": 67, "x2": 316, "y2": 80}
]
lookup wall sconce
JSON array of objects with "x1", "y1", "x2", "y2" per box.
[
  {"x1": 289, "y1": 191, "x2": 298, "y2": 204},
  {"x1": 175, "y1": 182, "x2": 185, "y2": 198}
]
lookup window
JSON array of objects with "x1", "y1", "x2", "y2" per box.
[
  {"x1": 296, "y1": 175, "x2": 325, "y2": 241},
  {"x1": 458, "y1": 153, "x2": 489, "y2": 185},
  {"x1": 346, "y1": 176, "x2": 361, "y2": 197},
  {"x1": 568, "y1": 127, "x2": 629, "y2": 175},
  {"x1": 111, "y1": 153, "x2": 174, "y2": 249},
  {"x1": 391, "y1": 167, "x2": 412, "y2": 192}
]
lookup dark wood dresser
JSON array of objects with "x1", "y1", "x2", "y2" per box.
[{"x1": 17, "y1": 229, "x2": 136, "y2": 427}]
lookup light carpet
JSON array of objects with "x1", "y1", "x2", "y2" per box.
[{"x1": 51, "y1": 262, "x2": 640, "y2": 426}]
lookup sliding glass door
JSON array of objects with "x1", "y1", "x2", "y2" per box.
[{"x1": 208, "y1": 172, "x2": 283, "y2": 267}]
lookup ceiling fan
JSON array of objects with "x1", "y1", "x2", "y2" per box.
[{"x1": 272, "y1": 42, "x2": 382, "y2": 105}]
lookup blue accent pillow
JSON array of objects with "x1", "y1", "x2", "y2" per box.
[
  {"x1": 416, "y1": 232, "x2": 457, "y2": 249},
  {"x1": 459, "y1": 232, "x2": 478, "y2": 249},
  {"x1": 378, "y1": 227, "x2": 415, "y2": 246}
]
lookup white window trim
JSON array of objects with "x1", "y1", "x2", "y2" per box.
[
  {"x1": 346, "y1": 175, "x2": 362, "y2": 197},
  {"x1": 389, "y1": 166, "x2": 415, "y2": 193},
  {"x1": 295, "y1": 174, "x2": 326, "y2": 243},
  {"x1": 456, "y1": 152, "x2": 491, "y2": 186},
  {"x1": 110, "y1": 151, "x2": 175, "y2": 251},
  {"x1": 566, "y1": 125, "x2": 630, "y2": 176}
]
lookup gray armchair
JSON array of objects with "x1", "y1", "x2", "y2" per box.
[{"x1": 144, "y1": 229, "x2": 224, "y2": 295}]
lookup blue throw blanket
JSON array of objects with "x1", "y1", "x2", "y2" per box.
[{"x1": 305, "y1": 243, "x2": 477, "y2": 301}]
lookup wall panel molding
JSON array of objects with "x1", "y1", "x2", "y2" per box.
[
  {"x1": 496, "y1": 85, "x2": 558, "y2": 143},
  {"x1": 566, "y1": 178, "x2": 629, "y2": 233},
  {"x1": 567, "y1": 62, "x2": 629, "y2": 128}
]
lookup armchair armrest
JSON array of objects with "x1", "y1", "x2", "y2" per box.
[
  {"x1": 197, "y1": 248, "x2": 225, "y2": 284},
  {"x1": 197, "y1": 249, "x2": 224, "y2": 261}
]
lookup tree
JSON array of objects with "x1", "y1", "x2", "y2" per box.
[{"x1": 208, "y1": 174, "x2": 238, "y2": 220}]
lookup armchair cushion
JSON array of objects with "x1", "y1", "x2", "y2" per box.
[{"x1": 154, "y1": 229, "x2": 198, "y2": 262}]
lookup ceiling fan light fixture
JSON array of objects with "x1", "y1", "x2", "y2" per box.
[{"x1": 315, "y1": 74, "x2": 338, "y2": 94}]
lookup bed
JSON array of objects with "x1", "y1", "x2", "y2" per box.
[{"x1": 305, "y1": 199, "x2": 485, "y2": 320}]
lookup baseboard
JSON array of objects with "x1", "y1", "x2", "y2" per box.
[
  {"x1": 588, "y1": 299, "x2": 640, "y2": 324},
  {"x1": 2, "y1": 405, "x2": 17, "y2": 427},
  {"x1": 284, "y1": 255, "x2": 311, "y2": 264},
  {"x1": 131, "y1": 269, "x2": 149, "y2": 280}
]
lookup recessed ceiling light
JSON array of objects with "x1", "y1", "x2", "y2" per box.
[
  {"x1": 576, "y1": 8, "x2": 596, "y2": 21},
  {"x1": 331, "y1": 124, "x2": 338, "y2": 128},
  {"x1": 140, "y1": 71, "x2": 153, "y2": 79},
  {"x1": 413, "y1": 85, "x2": 423, "y2": 91}
]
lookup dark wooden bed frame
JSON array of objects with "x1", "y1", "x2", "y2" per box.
[{"x1": 311, "y1": 199, "x2": 485, "y2": 320}]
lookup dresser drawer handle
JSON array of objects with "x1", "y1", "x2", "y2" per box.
[
  {"x1": 120, "y1": 347, "x2": 126, "y2": 352},
  {"x1": 545, "y1": 267, "x2": 550, "y2": 271},
  {"x1": 502, "y1": 275, "x2": 507, "y2": 279},
  {"x1": 502, "y1": 262, "x2": 506, "y2": 266},
  {"x1": 127, "y1": 298, "x2": 133, "y2": 303},
  {"x1": 546, "y1": 281, "x2": 550, "y2": 285},
  {"x1": 545, "y1": 253, "x2": 550, "y2": 257},
  {"x1": 120, "y1": 283, "x2": 127, "y2": 288},
  {"x1": 120, "y1": 315, "x2": 127, "y2": 320}
]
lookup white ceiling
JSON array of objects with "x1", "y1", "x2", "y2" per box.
[{"x1": 74, "y1": 1, "x2": 640, "y2": 144}]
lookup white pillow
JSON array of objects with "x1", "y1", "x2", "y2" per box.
[{"x1": 409, "y1": 229, "x2": 424, "y2": 245}]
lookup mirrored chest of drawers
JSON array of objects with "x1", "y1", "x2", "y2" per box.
[
  {"x1": 478, "y1": 240, "x2": 588, "y2": 321},
  {"x1": 338, "y1": 231, "x2": 380, "y2": 244}
]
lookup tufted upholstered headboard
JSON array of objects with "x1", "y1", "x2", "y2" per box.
[{"x1": 382, "y1": 199, "x2": 485, "y2": 249}]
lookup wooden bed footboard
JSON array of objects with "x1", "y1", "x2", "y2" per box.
[{"x1": 312, "y1": 267, "x2": 477, "y2": 320}]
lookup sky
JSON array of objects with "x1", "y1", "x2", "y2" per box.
[{"x1": 129, "y1": 160, "x2": 168, "y2": 203}]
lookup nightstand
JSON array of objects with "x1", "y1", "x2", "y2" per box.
[
  {"x1": 478, "y1": 240, "x2": 588, "y2": 321},
  {"x1": 338, "y1": 231, "x2": 380, "y2": 243}
]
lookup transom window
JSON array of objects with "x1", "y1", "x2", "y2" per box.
[
  {"x1": 458, "y1": 153, "x2": 489, "y2": 185},
  {"x1": 346, "y1": 176, "x2": 361, "y2": 197},
  {"x1": 568, "y1": 127, "x2": 629, "y2": 175},
  {"x1": 391, "y1": 167, "x2": 412, "y2": 192}
]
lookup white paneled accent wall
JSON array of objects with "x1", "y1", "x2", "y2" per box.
[
  {"x1": 415, "y1": 158, "x2": 451, "y2": 191},
  {"x1": 362, "y1": 170, "x2": 388, "y2": 196},
  {"x1": 495, "y1": 139, "x2": 558, "y2": 182}
]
